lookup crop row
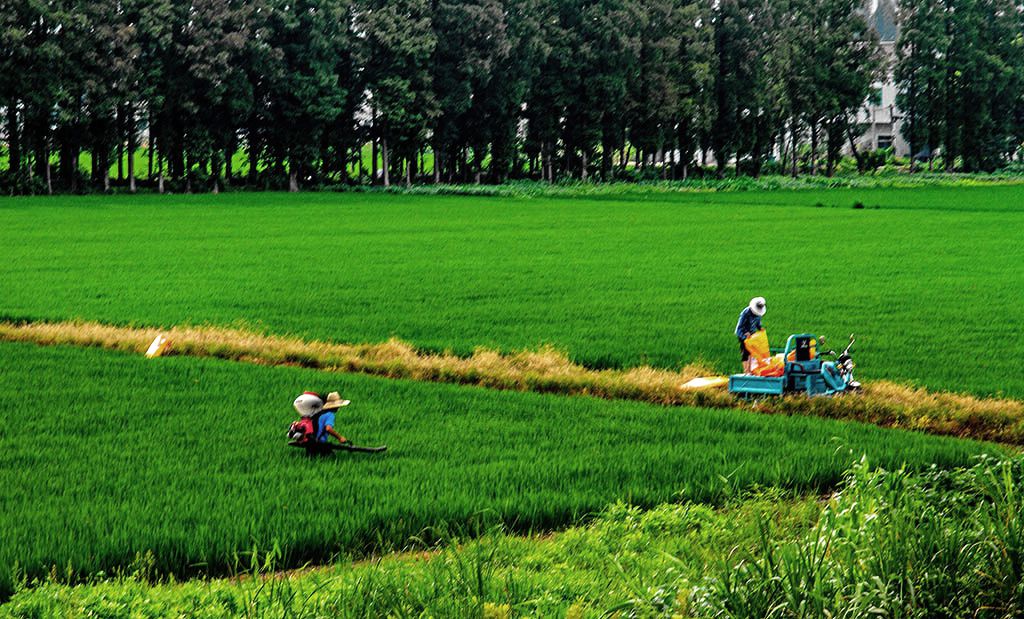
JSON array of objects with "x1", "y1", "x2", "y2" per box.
[
  {"x1": 0, "y1": 341, "x2": 999, "y2": 599},
  {"x1": 1, "y1": 187, "x2": 1022, "y2": 397}
]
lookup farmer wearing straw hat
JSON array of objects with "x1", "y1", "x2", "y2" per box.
[
  {"x1": 316, "y1": 392, "x2": 351, "y2": 446},
  {"x1": 736, "y1": 297, "x2": 767, "y2": 374}
]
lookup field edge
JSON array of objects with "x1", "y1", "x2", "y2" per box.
[{"x1": 3, "y1": 317, "x2": 1022, "y2": 445}]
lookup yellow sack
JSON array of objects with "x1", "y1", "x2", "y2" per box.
[
  {"x1": 752, "y1": 353, "x2": 785, "y2": 377},
  {"x1": 744, "y1": 329, "x2": 770, "y2": 360},
  {"x1": 681, "y1": 376, "x2": 729, "y2": 390},
  {"x1": 145, "y1": 334, "x2": 170, "y2": 358}
]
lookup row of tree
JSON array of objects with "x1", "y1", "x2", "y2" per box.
[
  {"x1": 896, "y1": 0, "x2": 1024, "y2": 172},
  {"x1": 1, "y1": 0, "x2": 1021, "y2": 193}
]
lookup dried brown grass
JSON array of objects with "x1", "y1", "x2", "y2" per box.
[{"x1": 2, "y1": 319, "x2": 1022, "y2": 445}]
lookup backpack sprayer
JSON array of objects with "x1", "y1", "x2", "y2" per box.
[{"x1": 287, "y1": 392, "x2": 387, "y2": 454}]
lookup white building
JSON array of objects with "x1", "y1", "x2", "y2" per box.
[{"x1": 853, "y1": 0, "x2": 909, "y2": 156}]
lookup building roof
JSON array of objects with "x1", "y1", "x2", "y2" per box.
[{"x1": 871, "y1": 0, "x2": 899, "y2": 43}]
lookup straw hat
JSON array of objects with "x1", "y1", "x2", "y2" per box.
[
  {"x1": 322, "y1": 392, "x2": 351, "y2": 410},
  {"x1": 749, "y1": 296, "x2": 767, "y2": 317}
]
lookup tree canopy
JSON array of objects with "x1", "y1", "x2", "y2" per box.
[{"x1": 1, "y1": 0, "x2": 1021, "y2": 193}]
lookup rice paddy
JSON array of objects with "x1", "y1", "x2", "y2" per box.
[
  {"x1": 2, "y1": 184, "x2": 1022, "y2": 611},
  {"x1": 1, "y1": 186, "x2": 1022, "y2": 398},
  {"x1": 0, "y1": 341, "x2": 999, "y2": 598}
]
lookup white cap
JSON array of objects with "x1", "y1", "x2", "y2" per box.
[
  {"x1": 293, "y1": 392, "x2": 324, "y2": 417},
  {"x1": 749, "y1": 297, "x2": 766, "y2": 317}
]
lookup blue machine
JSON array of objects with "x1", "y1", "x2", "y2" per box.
[{"x1": 728, "y1": 333, "x2": 857, "y2": 397}]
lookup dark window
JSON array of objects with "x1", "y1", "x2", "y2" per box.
[{"x1": 877, "y1": 135, "x2": 893, "y2": 150}]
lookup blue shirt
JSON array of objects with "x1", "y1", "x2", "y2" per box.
[
  {"x1": 735, "y1": 307, "x2": 762, "y2": 340},
  {"x1": 316, "y1": 412, "x2": 336, "y2": 443}
]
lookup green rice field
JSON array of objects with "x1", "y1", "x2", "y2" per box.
[
  {"x1": 2, "y1": 184, "x2": 1023, "y2": 610},
  {"x1": 1, "y1": 185, "x2": 1022, "y2": 397},
  {"x1": 0, "y1": 341, "x2": 998, "y2": 598}
]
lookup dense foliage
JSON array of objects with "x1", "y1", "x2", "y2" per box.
[
  {"x1": 896, "y1": 0, "x2": 1024, "y2": 173},
  {"x1": 0, "y1": 341, "x2": 996, "y2": 599},
  {"x1": 4, "y1": 0, "x2": 1020, "y2": 194},
  {"x1": 1, "y1": 186, "x2": 1022, "y2": 398}
]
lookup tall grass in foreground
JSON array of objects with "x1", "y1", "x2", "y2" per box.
[
  {"x1": 1, "y1": 492, "x2": 821, "y2": 617},
  {"x1": 695, "y1": 455, "x2": 1024, "y2": 618},
  {"x1": 5, "y1": 457, "x2": 1024, "y2": 617}
]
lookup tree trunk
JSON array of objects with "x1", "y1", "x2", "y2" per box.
[
  {"x1": 70, "y1": 146, "x2": 80, "y2": 193},
  {"x1": 810, "y1": 122, "x2": 818, "y2": 176},
  {"x1": 790, "y1": 117, "x2": 799, "y2": 177},
  {"x1": 846, "y1": 126, "x2": 865, "y2": 175},
  {"x1": 45, "y1": 158, "x2": 52, "y2": 195},
  {"x1": 248, "y1": 127, "x2": 259, "y2": 186},
  {"x1": 211, "y1": 150, "x2": 221, "y2": 194},
  {"x1": 90, "y1": 143, "x2": 99, "y2": 186},
  {"x1": 824, "y1": 122, "x2": 837, "y2": 177},
  {"x1": 541, "y1": 142, "x2": 549, "y2": 182},
  {"x1": 184, "y1": 152, "x2": 191, "y2": 192},
  {"x1": 7, "y1": 102, "x2": 20, "y2": 175},
  {"x1": 580, "y1": 150, "x2": 587, "y2": 181},
  {"x1": 117, "y1": 106, "x2": 125, "y2": 183},
  {"x1": 128, "y1": 136, "x2": 136, "y2": 193},
  {"x1": 148, "y1": 136, "x2": 154, "y2": 181},
  {"x1": 433, "y1": 147, "x2": 441, "y2": 183},
  {"x1": 372, "y1": 138, "x2": 379, "y2": 184},
  {"x1": 224, "y1": 144, "x2": 233, "y2": 187},
  {"x1": 779, "y1": 131, "x2": 788, "y2": 173},
  {"x1": 601, "y1": 141, "x2": 613, "y2": 180},
  {"x1": 381, "y1": 137, "x2": 390, "y2": 187},
  {"x1": 288, "y1": 165, "x2": 299, "y2": 192},
  {"x1": 125, "y1": 105, "x2": 136, "y2": 193}
]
